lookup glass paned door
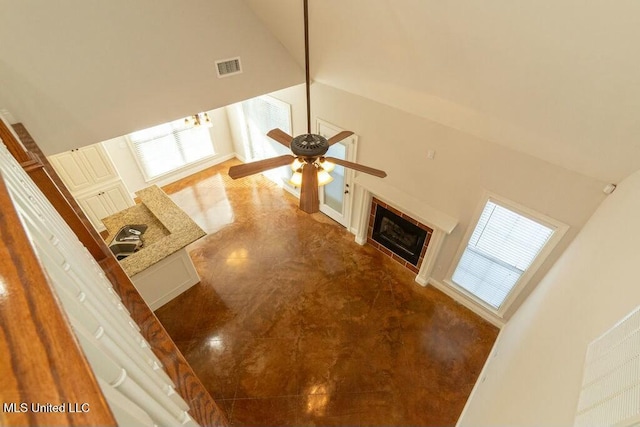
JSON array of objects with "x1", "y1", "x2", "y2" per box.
[
  {"x1": 323, "y1": 143, "x2": 346, "y2": 213},
  {"x1": 317, "y1": 119, "x2": 356, "y2": 227}
]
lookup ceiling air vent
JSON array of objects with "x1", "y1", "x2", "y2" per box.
[{"x1": 215, "y1": 57, "x2": 242, "y2": 78}]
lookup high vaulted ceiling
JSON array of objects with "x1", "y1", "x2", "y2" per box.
[
  {"x1": 0, "y1": 0, "x2": 304, "y2": 155},
  {"x1": 248, "y1": 0, "x2": 640, "y2": 183},
  {"x1": 1, "y1": 1, "x2": 638, "y2": 183}
]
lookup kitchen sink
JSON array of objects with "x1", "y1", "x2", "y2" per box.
[
  {"x1": 113, "y1": 224, "x2": 148, "y2": 242},
  {"x1": 109, "y1": 242, "x2": 140, "y2": 260},
  {"x1": 109, "y1": 224, "x2": 148, "y2": 260}
]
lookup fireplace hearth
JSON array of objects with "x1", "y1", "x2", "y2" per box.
[{"x1": 368, "y1": 198, "x2": 433, "y2": 271}]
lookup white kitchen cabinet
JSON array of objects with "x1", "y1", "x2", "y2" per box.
[
  {"x1": 76, "y1": 145, "x2": 118, "y2": 184},
  {"x1": 49, "y1": 144, "x2": 117, "y2": 192},
  {"x1": 76, "y1": 181, "x2": 134, "y2": 231},
  {"x1": 49, "y1": 150, "x2": 93, "y2": 191},
  {"x1": 131, "y1": 248, "x2": 200, "y2": 310},
  {"x1": 49, "y1": 142, "x2": 134, "y2": 231}
]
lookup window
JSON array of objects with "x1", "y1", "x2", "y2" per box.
[
  {"x1": 128, "y1": 117, "x2": 215, "y2": 180},
  {"x1": 450, "y1": 197, "x2": 567, "y2": 314},
  {"x1": 240, "y1": 96, "x2": 292, "y2": 186},
  {"x1": 241, "y1": 96, "x2": 291, "y2": 161}
]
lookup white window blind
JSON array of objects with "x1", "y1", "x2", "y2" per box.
[
  {"x1": 452, "y1": 200, "x2": 554, "y2": 309},
  {"x1": 240, "y1": 96, "x2": 292, "y2": 185},
  {"x1": 129, "y1": 118, "x2": 214, "y2": 180},
  {"x1": 241, "y1": 96, "x2": 291, "y2": 160}
]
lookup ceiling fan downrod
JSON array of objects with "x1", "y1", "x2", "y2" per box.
[
  {"x1": 304, "y1": 0, "x2": 311, "y2": 134},
  {"x1": 226, "y1": 0, "x2": 387, "y2": 215}
]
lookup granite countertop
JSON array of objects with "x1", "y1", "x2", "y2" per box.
[{"x1": 103, "y1": 185, "x2": 205, "y2": 276}]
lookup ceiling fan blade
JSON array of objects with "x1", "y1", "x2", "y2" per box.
[
  {"x1": 299, "y1": 163, "x2": 319, "y2": 213},
  {"x1": 267, "y1": 128, "x2": 294, "y2": 148},
  {"x1": 327, "y1": 131, "x2": 354, "y2": 146},
  {"x1": 228, "y1": 155, "x2": 294, "y2": 179},
  {"x1": 324, "y1": 157, "x2": 387, "y2": 178}
]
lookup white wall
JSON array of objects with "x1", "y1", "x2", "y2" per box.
[
  {"x1": 458, "y1": 168, "x2": 640, "y2": 425},
  {"x1": 0, "y1": 0, "x2": 303, "y2": 155},
  {"x1": 223, "y1": 81, "x2": 607, "y2": 320},
  {"x1": 102, "y1": 107, "x2": 234, "y2": 195},
  {"x1": 308, "y1": 83, "x2": 606, "y2": 319}
]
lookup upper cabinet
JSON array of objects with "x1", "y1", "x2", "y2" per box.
[{"x1": 49, "y1": 144, "x2": 118, "y2": 192}]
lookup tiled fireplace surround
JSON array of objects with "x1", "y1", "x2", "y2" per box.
[
  {"x1": 354, "y1": 175, "x2": 458, "y2": 286},
  {"x1": 367, "y1": 197, "x2": 433, "y2": 274}
]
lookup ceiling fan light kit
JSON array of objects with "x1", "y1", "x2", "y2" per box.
[
  {"x1": 291, "y1": 157, "x2": 335, "y2": 173},
  {"x1": 290, "y1": 169, "x2": 303, "y2": 187},
  {"x1": 317, "y1": 158, "x2": 335, "y2": 172},
  {"x1": 290, "y1": 163, "x2": 333, "y2": 187},
  {"x1": 227, "y1": 0, "x2": 387, "y2": 214},
  {"x1": 317, "y1": 167, "x2": 333, "y2": 186}
]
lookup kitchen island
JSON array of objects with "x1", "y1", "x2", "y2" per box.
[{"x1": 103, "y1": 185, "x2": 205, "y2": 309}]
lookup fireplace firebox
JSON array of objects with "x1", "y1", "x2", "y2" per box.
[
  {"x1": 357, "y1": 178, "x2": 457, "y2": 282},
  {"x1": 372, "y1": 204, "x2": 428, "y2": 266}
]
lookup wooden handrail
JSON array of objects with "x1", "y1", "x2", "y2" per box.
[
  {"x1": 100, "y1": 257, "x2": 227, "y2": 426},
  {"x1": 12, "y1": 124, "x2": 109, "y2": 261},
  {"x1": 0, "y1": 174, "x2": 116, "y2": 426},
  {"x1": 5, "y1": 124, "x2": 228, "y2": 426},
  {"x1": 0, "y1": 118, "x2": 30, "y2": 163}
]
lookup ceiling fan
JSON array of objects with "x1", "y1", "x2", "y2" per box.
[{"x1": 228, "y1": 0, "x2": 387, "y2": 214}]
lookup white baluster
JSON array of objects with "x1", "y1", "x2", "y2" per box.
[{"x1": 0, "y1": 140, "x2": 199, "y2": 426}]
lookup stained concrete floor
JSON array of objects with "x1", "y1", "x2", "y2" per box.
[{"x1": 155, "y1": 160, "x2": 498, "y2": 426}]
